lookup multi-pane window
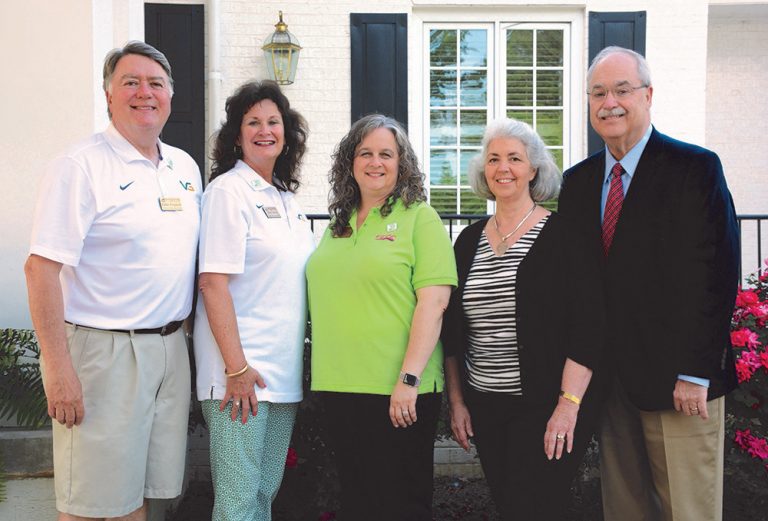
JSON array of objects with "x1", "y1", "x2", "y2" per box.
[
  {"x1": 505, "y1": 27, "x2": 566, "y2": 171},
  {"x1": 427, "y1": 28, "x2": 490, "y2": 215},
  {"x1": 424, "y1": 22, "x2": 570, "y2": 215}
]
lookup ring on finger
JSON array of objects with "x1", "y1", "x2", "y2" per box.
[
  {"x1": 556, "y1": 433, "x2": 565, "y2": 440},
  {"x1": 401, "y1": 409, "x2": 410, "y2": 416}
]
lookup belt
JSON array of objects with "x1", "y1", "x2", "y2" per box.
[{"x1": 65, "y1": 320, "x2": 184, "y2": 336}]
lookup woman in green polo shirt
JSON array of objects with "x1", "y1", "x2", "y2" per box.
[{"x1": 306, "y1": 114, "x2": 457, "y2": 521}]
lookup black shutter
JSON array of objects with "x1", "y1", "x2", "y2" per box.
[
  {"x1": 145, "y1": 4, "x2": 205, "y2": 173},
  {"x1": 350, "y1": 13, "x2": 408, "y2": 130},
  {"x1": 587, "y1": 11, "x2": 647, "y2": 155}
]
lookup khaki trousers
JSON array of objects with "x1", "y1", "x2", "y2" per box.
[{"x1": 599, "y1": 379, "x2": 725, "y2": 521}]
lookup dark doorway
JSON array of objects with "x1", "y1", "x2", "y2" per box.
[{"x1": 145, "y1": 3, "x2": 205, "y2": 173}]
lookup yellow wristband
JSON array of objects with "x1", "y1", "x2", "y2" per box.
[
  {"x1": 225, "y1": 364, "x2": 249, "y2": 378},
  {"x1": 559, "y1": 390, "x2": 582, "y2": 405}
]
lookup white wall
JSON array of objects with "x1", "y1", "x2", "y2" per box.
[
  {"x1": 0, "y1": 0, "x2": 147, "y2": 328},
  {"x1": 0, "y1": 1, "x2": 96, "y2": 328},
  {"x1": 706, "y1": 4, "x2": 768, "y2": 214},
  {"x1": 707, "y1": 4, "x2": 768, "y2": 276}
]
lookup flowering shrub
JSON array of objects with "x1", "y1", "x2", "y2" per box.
[{"x1": 729, "y1": 260, "x2": 768, "y2": 471}]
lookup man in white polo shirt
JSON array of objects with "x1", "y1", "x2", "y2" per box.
[{"x1": 24, "y1": 41, "x2": 201, "y2": 521}]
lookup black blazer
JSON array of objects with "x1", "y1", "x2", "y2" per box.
[
  {"x1": 441, "y1": 213, "x2": 606, "y2": 406},
  {"x1": 558, "y1": 128, "x2": 740, "y2": 411}
]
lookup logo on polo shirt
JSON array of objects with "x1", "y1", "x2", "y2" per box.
[
  {"x1": 179, "y1": 180, "x2": 196, "y2": 191},
  {"x1": 119, "y1": 181, "x2": 135, "y2": 191}
]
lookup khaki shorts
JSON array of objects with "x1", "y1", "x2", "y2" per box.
[{"x1": 44, "y1": 324, "x2": 190, "y2": 518}]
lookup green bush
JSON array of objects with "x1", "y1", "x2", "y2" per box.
[{"x1": 0, "y1": 328, "x2": 48, "y2": 428}]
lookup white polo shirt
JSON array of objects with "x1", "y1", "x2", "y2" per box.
[
  {"x1": 29, "y1": 124, "x2": 201, "y2": 329},
  {"x1": 193, "y1": 160, "x2": 315, "y2": 403}
]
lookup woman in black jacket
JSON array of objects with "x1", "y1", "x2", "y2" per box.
[{"x1": 442, "y1": 118, "x2": 606, "y2": 520}]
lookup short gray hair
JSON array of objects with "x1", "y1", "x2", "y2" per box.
[
  {"x1": 103, "y1": 40, "x2": 174, "y2": 94},
  {"x1": 587, "y1": 46, "x2": 652, "y2": 88},
  {"x1": 468, "y1": 118, "x2": 561, "y2": 202}
]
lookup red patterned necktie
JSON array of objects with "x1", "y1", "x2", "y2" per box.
[{"x1": 602, "y1": 162, "x2": 625, "y2": 256}]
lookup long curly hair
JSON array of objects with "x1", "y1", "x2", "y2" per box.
[
  {"x1": 328, "y1": 114, "x2": 425, "y2": 237},
  {"x1": 210, "y1": 80, "x2": 307, "y2": 192}
]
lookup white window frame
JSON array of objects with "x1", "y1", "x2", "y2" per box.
[
  {"x1": 410, "y1": 7, "x2": 585, "y2": 214},
  {"x1": 423, "y1": 23, "x2": 494, "y2": 215}
]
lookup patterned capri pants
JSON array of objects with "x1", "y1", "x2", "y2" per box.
[{"x1": 202, "y1": 399, "x2": 298, "y2": 521}]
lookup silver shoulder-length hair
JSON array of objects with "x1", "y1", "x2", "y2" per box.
[{"x1": 468, "y1": 118, "x2": 561, "y2": 202}]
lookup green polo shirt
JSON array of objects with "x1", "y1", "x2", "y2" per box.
[{"x1": 307, "y1": 200, "x2": 457, "y2": 395}]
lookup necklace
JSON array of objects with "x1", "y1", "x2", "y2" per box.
[{"x1": 492, "y1": 203, "x2": 537, "y2": 256}]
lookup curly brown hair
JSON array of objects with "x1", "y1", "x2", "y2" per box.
[
  {"x1": 328, "y1": 114, "x2": 425, "y2": 237},
  {"x1": 210, "y1": 81, "x2": 307, "y2": 192}
]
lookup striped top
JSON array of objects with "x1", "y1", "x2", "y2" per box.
[{"x1": 462, "y1": 217, "x2": 548, "y2": 394}]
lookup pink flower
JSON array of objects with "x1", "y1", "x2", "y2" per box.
[
  {"x1": 737, "y1": 290, "x2": 760, "y2": 308},
  {"x1": 731, "y1": 328, "x2": 761, "y2": 349},
  {"x1": 742, "y1": 350, "x2": 763, "y2": 369},
  {"x1": 285, "y1": 447, "x2": 298, "y2": 469},
  {"x1": 736, "y1": 359, "x2": 755, "y2": 383},
  {"x1": 731, "y1": 329, "x2": 749, "y2": 347},
  {"x1": 747, "y1": 437, "x2": 768, "y2": 460},
  {"x1": 749, "y1": 303, "x2": 768, "y2": 320},
  {"x1": 735, "y1": 429, "x2": 752, "y2": 449}
]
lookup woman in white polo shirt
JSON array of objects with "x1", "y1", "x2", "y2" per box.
[{"x1": 193, "y1": 81, "x2": 313, "y2": 521}]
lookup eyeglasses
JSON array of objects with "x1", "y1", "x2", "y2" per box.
[{"x1": 587, "y1": 84, "x2": 648, "y2": 101}]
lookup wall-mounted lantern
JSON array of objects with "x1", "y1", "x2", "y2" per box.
[{"x1": 262, "y1": 11, "x2": 302, "y2": 85}]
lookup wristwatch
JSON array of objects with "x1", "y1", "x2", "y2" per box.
[{"x1": 400, "y1": 372, "x2": 421, "y2": 387}]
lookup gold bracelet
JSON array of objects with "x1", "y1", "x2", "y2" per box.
[
  {"x1": 559, "y1": 390, "x2": 582, "y2": 405},
  {"x1": 225, "y1": 364, "x2": 249, "y2": 378}
]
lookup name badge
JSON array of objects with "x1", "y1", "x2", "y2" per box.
[
  {"x1": 262, "y1": 206, "x2": 281, "y2": 219},
  {"x1": 159, "y1": 197, "x2": 183, "y2": 211}
]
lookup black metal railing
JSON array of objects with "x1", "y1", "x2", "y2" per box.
[
  {"x1": 307, "y1": 213, "x2": 767, "y2": 279},
  {"x1": 737, "y1": 215, "x2": 766, "y2": 281}
]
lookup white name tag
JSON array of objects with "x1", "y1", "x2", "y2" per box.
[
  {"x1": 159, "y1": 197, "x2": 183, "y2": 211},
  {"x1": 262, "y1": 206, "x2": 281, "y2": 219}
]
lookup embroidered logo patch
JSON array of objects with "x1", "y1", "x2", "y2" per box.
[
  {"x1": 179, "y1": 180, "x2": 195, "y2": 191},
  {"x1": 119, "y1": 181, "x2": 135, "y2": 191}
]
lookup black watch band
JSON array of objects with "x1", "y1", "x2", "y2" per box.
[{"x1": 400, "y1": 372, "x2": 421, "y2": 387}]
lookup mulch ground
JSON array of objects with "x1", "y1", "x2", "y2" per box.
[{"x1": 170, "y1": 453, "x2": 767, "y2": 520}]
